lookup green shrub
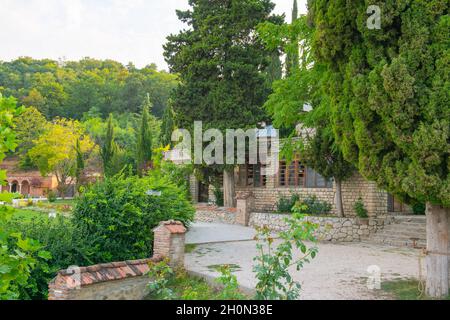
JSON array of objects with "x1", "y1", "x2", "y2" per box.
[
  {"x1": 301, "y1": 196, "x2": 332, "y2": 215},
  {"x1": 4, "y1": 214, "x2": 89, "y2": 299},
  {"x1": 354, "y1": 198, "x2": 369, "y2": 218},
  {"x1": 213, "y1": 187, "x2": 224, "y2": 207},
  {"x1": 412, "y1": 203, "x2": 426, "y2": 215},
  {"x1": 72, "y1": 171, "x2": 195, "y2": 264},
  {"x1": 0, "y1": 205, "x2": 51, "y2": 300},
  {"x1": 276, "y1": 193, "x2": 300, "y2": 213},
  {"x1": 47, "y1": 191, "x2": 57, "y2": 203}
]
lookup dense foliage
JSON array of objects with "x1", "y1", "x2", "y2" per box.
[
  {"x1": 308, "y1": 0, "x2": 449, "y2": 207},
  {"x1": 164, "y1": 0, "x2": 283, "y2": 206},
  {"x1": 0, "y1": 58, "x2": 178, "y2": 119},
  {"x1": 72, "y1": 171, "x2": 195, "y2": 264}
]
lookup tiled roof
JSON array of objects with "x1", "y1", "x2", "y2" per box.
[{"x1": 49, "y1": 256, "x2": 163, "y2": 288}]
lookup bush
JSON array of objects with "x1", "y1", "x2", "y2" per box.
[
  {"x1": 0, "y1": 206, "x2": 51, "y2": 300},
  {"x1": 412, "y1": 203, "x2": 426, "y2": 215},
  {"x1": 4, "y1": 214, "x2": 88, "y2": 299},
  {"x1": 301, "y1": 196, "x2": 332, "y2": 215},
  {"x1": 354, "y1": 197, "x2": 368, "y2": 218},
  {"x1": 72, "y1": 171, "x2": 195, "y2": 264},
  {"x1": 213, "y1": 187, "x2": 224, "y2": 207},
  {"x1": 276, "y1": 193, "x2": 300, "y2": 213},
  {"x1": 47, "y1": 190, "x2": 57, "y2": 203}
]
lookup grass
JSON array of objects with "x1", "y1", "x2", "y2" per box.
[
  {"x1": 12, "y1": 208, "x2": 49, "y2": 221},
  {"x1": 145, "y1": 269, "x2": 221, "y2": 300},
  {"x1": 381, "y1": 279, "x2": 450, "y2": 300},
  {"x1": 207, "y1": 264, "x2": 241, "y2": 272},
  {"x1": 185, "y1": 244, "x2": 197, "y2": 253}
]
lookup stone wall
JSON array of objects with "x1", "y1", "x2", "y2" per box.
[
  {"x1": 249, "y1": 212, "x2": 393, "y2": 242},
  {"x1": 48, "y1": 220, "x2": 186, "y2": 300},
  {"x1": 236, "y1": 172, "x2": 391, "y2": 217},
  {"x1": 194, "y1": 204, "x2": 237, "y2": 224}
]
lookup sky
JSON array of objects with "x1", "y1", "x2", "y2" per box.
[{"x1": 0, "y1": 0, "x2": 307, "y2": 71}]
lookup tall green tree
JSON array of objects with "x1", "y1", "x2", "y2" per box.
[
  {"x1": 136, "y1": 97, "x2": 153, "y2": 176},
  {"x1": 160, "y1": 103, "x2": 175, "y2": 148},
  {"x1": 260, "y1": 15, "x2": 354, "y2": 217},
  {"x1": 100, "y1": 114, "x2": 116, "y2": 177},
  {"x1": 285, "y1": 0, "x2": 300, "y2": 75},
  {"x1": 164, "y1": 0, "x2": 282, "y2": 207},
  {"x1": 308, "y1": 0, "x2": 449, "y2": 297}
]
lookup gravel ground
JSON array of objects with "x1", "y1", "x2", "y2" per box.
[{"x1": 185, "y1": 240, "x2": 424, "y2": 300}]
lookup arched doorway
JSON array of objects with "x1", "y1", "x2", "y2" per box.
[
  {"x1": 10, "y1": 180, "x2": 19, "y2": 193},
  {"x1": 21, "y1": 180, "x2": 30, "y2": 196}
]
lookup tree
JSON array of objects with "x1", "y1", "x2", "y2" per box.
[
  {"x1": 164, "y1": 0, "x2": 282, "y2": 207},
  {"x1": 260, "y1": 15, "x2": 354, "y2": 217},
  {"x1": 0, "y1": 94, "x2": 23, "y2": 183},
  {"x1": 100, "y1": 114, "x2": 117, "y2": 177},
  {"x1": 75, "y1": 139, "x2": 85, "y2": 190},
  {"x1": 308, "y1": 0, "x2": 449, "y2": 297},
  {"x1": 285, "y1": 0, "x2": 299, "y2": 75},
  {"x1": 160, "y1": 103, "x2": 175, "y2": 148},
  {"x1": 28, "y1": 118, "x2": 96, "y2": 197},
  {"x1": 13, "y1": 106, "x2": 48, "y2": 169},
  {"x1": 136, "y1": 96, "x2": 153, "y2": 176}
]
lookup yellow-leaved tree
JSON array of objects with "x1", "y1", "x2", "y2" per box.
[{"x1": 28, "y1": 118, "x2": 96, "y2": 197}]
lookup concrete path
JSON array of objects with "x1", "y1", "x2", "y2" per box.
[
  {"x1": 186, "y1": 222, "x2": 257, "y2": 244},
  {"x1": 185, "y1": 237, "x2": 424, "y2": 300}
]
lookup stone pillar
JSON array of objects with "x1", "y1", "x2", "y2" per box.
[
  {"x1": 152, "y1": 220, "x2": 187, "y2": 267},
  {"x1": 189, "y1": 175, "x2": 199, "y2": 204},
  {"x1": 236, "y1": 191, "x2": 254, "y2": 226},
  {"x1": 18, "y1": 182, "x2": 22, "y2": 194}
]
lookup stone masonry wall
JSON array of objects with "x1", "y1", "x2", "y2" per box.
[
  {"x1": 195, "y1": 204, "x2": 237, "y2": 224},
  {"x1": 249, "y1": 212, "x2": 394, "y2": 242},
  {"x1": 236, "y1": 172, "x2": 390, "y2": 217}
]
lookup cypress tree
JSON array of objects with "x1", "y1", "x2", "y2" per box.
[
  {"x1": 286, "y1": 0, "x2": 299, "y2": 75},
  {"x1": 136, "y1": 98, "x2": 153, "y2": 176},
  {"x1": 308, "y1": 0, "x2": 449, "y2": 297},
  {"x1": 101, "y1": 114, "x2": 116, "y2": 177},
  {"x1": 160, "y1": 104, "x2": 175, "y2": 148}
]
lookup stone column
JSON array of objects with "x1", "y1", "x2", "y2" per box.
[
  {"x1": 18, "y1": 182, "x2": 22, "y2": 194},
  {"x1": 236, "y1": 191, "x2": 254, "y2": 226},
  {"x1": 153, "y1": 220, "x2": 187, "y2": 267}
]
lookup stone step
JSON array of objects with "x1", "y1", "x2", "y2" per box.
[{"x1": 368, "y1": 215, "x2": 426, "y2": 248}]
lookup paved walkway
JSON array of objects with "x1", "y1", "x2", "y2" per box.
[
  {"x1": 185, "y1": 223, "x2": 424, "y2": 300},
  {"x1": 186, "y1": 222, "x2": 257, "y2": 244}
]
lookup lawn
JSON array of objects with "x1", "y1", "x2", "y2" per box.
[{"x1": 381, "y1": 279, "x2": 450, "y2": 300}]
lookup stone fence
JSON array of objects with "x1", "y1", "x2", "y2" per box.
[
  {"x1": 249, "y1": 213, "x2": 393, "y2": 242},
  {"x1": 48, "y1": 220, "x2": 187, "y2": 300},
  {"x1": 195, "y1": 203, "x2": 237, "y2": 224}
]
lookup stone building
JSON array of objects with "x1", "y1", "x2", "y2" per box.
[
  {"x1": 185, "y1": 127, "x2": 412, "y2": 217},
  {"x1": 0, "y1": 158, "x2": 59, "y2": 197}
]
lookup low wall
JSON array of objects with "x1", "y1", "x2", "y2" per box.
[
  {"x1": 48, "y1": 257, "x2": 162, "y2": 300},
  {"x1": 48, "y1": 220, "x2": 186, "y2": 300},
  {"x1": 195, "y1": 204, "x2": 237, "y2": 224},
  {"x1": 249, "y1": 213, "x2": 393, "y2": 242}
]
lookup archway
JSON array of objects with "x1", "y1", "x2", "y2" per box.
[
  {"x1": 21, "y1": 180, "x2": 30, "y2": 196},
  {"x1": 10, "y1": 180, "x2": 19, "y2": 193}
]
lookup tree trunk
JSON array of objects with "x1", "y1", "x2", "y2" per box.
[
  {"x1": 223, "y1": 168, "x2": 236, "y2": 208},
  {"x1": 335, "y1": 178, "x2": 344, "y2": 217},
  {"x1": 426, "y1": 203, "x2": 449, "y2": 298}
]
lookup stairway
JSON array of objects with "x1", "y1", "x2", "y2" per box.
[{"x1": 368, "y1": 215, "x2": 426, "y2": 248}]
